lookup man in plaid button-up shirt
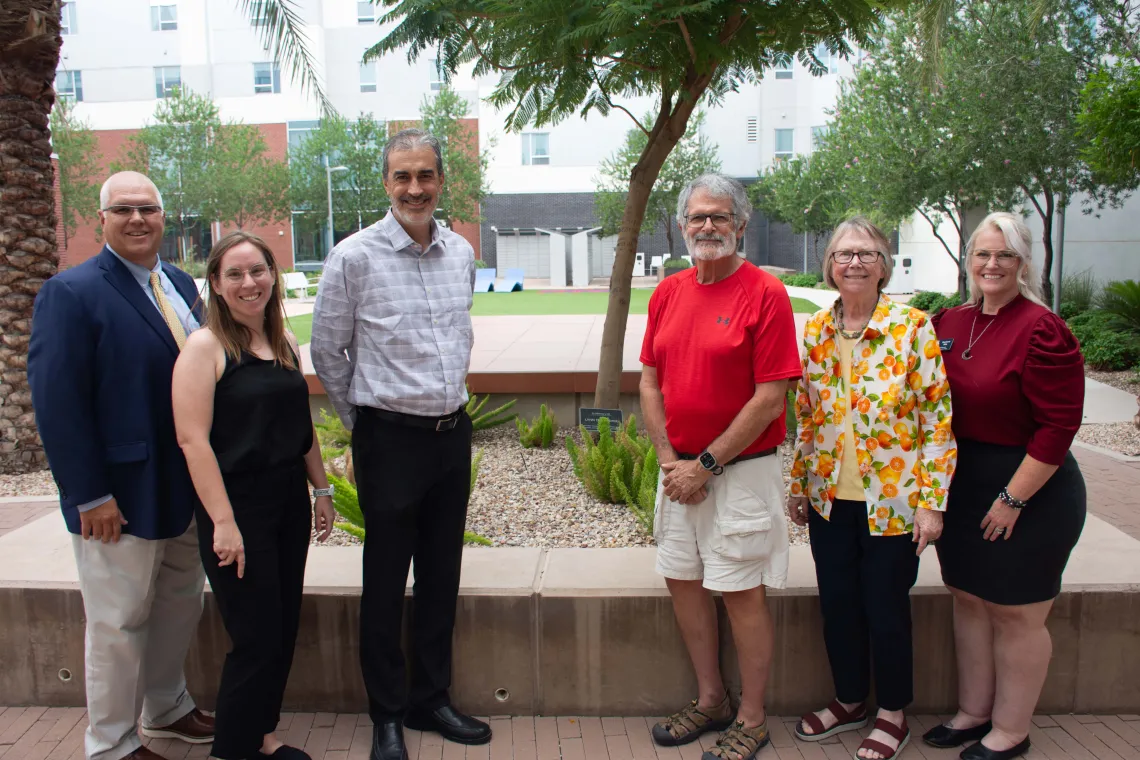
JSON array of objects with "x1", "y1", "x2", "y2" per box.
[{"x1": 311, "y1": 129, "x2": 489, "y2": 759}]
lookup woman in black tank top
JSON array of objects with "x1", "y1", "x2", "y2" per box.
[{"x1": 172, "y1": 232, "x2": 335, "y2": 760}]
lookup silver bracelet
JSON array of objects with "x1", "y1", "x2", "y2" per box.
[
  {"x1": 312, "y1": 486, "x2": 335, "y2": 498},
  {"x1": 998, "y1": 487, "x2": 1025, "y2": 510}
]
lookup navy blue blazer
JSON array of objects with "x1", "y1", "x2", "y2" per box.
[{"x1": 28, "y1": 247, "x2": 205, "y2": 540}]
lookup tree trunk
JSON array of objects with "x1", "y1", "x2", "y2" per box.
[
  {"x1": 663, "y1": 212, "x2": 675, "y2": 258},
  {"x1": 1039, "y1": 192, "x2": 1057, "y2": 306},
  {"x1": 595, "y1": 94, "x2": 701, "y2": 409},
  {"x1": 0, "y1": 0, "x2": 62, "y2": 473}
]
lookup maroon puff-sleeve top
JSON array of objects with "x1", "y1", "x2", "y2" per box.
[{"x1": 932, "y1": 295, "x2": 1084, "y2": 466}]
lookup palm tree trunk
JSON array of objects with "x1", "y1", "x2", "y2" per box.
[{"x1": 0, "y1": 0, "x2": 62, "y2": 473}]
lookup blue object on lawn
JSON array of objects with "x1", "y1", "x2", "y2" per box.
[
  {"x1": 495, "y1": 268, "x2": 525, "y2": 292},
  {"x1": 474, "y1": 268, "x2": 496, "y2": 292}
]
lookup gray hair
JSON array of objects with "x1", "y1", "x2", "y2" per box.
[
  {"x1": 822, "y1": 216, "x2": 895, "y2": 292},
  {"x1": 382, "y1": 128, "x2": 443, "y2": 178},
  {"x1": 99, "y1": 171, "x2": 164, "y2": 209},
  {"x1": 675, "y1": 173, "x2": 751, "y2": 227},
  {"x1": 964, "y1": 212, "x2": 1046, "y2": 307}
]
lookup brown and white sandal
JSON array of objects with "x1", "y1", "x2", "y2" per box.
[
  {"x1": 855, "y1": 717, "x2": 910, "y2": 760},
  {"x1": 794, "y1": 700, "x2": 868, "y2": 742}
]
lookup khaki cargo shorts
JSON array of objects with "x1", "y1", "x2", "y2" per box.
[{"x1": 653, "y1": 453, "x2": 789, "y2": 592}]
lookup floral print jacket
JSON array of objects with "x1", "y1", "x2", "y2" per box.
[{"x1": 790, "y1": 294, "x2": 957, "y2": 536}]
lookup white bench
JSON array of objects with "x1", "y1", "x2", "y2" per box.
[{"x1": 283, "y1": 271, "x2": 312, "y2": 300}]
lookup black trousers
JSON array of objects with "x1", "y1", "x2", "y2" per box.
[
  {"x1": 808, "y1": 499, "x2": 920, "y2": 711},
  {"x1": 196, "y1": 462, "x2": 312, "y2": 760},
  {"x1": 353, "y1": 408, "x2": 472, "y2": 722}
]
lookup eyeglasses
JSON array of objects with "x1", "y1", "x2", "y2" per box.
[
  {"x1": 685, "y1": 213, "x2": 737, "y2": 229},
  {"x1": 973, "y1": 250, "x2": 1020, "y2": 267},
  {"x1": 103, "y1": 205, "x2": 164, "y2": 218},
  {"x1": 833, "y1": 250, "x2": 882, "y2": 265},
  {"x1": 221, "y1": 265, "x2": 273, "y2": 283}
]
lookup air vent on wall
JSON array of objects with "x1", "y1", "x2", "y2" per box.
[{"x1": 746, "y1": 117, "x2": 758, "y2": 143}]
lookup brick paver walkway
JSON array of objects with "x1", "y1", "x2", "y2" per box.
[
  {"x1": 1073, "y1": 446, "x2": 1140, "y2": 541},
  {"x1": 2, "y1": 709, "x2": 1139, "y2": 760}
]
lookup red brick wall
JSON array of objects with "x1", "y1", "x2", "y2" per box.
[{"x1": 63, "y1": 125, "x2": 294, "y2": 271}]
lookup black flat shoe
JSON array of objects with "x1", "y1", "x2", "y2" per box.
[
  {"x1": 404, "y1": 704, "x2": 492, "y2": 745},
  {"x1": 369, "y1": 720, "x2": 408, "y2": 760},
  {"x1": 923, "y1": 721, "x2": 993, "y2": 748},
  {"x1": 960, "y1": 736, "x2": 1030, "y2": 760},
  {"x1": 256, "y1": 747, "x2": 312, "y2": 760}
]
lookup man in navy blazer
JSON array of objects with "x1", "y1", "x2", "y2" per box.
[{"x1": 28, "y1": 172, "x2": 215, "y2": 760}]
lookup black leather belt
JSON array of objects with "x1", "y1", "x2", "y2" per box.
[
  {"x1": 677, "y1": 447, "x2": 778, "y2": 466},
  {"x1": 358, "y1": 405, "x2": 465, "y2": 432}
]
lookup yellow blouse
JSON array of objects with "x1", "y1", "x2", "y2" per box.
[
  {"x1": 789, "y1": 295, "x2": 958, "y2": 536},
  {"x1": 835, "y1": 334, "x2": 864, "y2": 501}
]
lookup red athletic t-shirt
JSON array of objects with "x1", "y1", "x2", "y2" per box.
[{"x1": 639, "y1": 262, "x2": 801, "y2": 457}]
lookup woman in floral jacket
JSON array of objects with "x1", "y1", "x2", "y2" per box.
[{"x1": 787, "y1": 217, "x2": 957, "y2": 760}]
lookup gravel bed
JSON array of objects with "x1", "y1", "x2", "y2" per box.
[
  {"x1": 0, "y1": 468, "x2": 55, "y2": 498},
  {"x1": 1086, "y1": 369, "x2": 1140, "y2": 395},
  {"x1": 1075, "y1": 423, "x2": 1140, "y2": 457},
  {"x1": 315, "y1": 425, "x2": 808, "y2": 549}
]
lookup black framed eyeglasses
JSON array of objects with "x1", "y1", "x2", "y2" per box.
[
  {"x1": 684, "y1": 213, "x2": 737, "y2": 229},
  {"x1": 833, "y1": 250, "x2": 882, "y2": 264}
]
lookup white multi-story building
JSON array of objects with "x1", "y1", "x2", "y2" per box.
[{"x1": 56, "y1": 0, "x2": 1137, "y2": 291}]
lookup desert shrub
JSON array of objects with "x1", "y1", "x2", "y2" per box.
[
  {"x1": 1068, "y1": 309, "x2": 1140, "y2": 371},
  {"x1": 466, "y1": 387, "x2": 517, "y2": 430},
  {"x1": 663, "y1": 257, "x2": 691, "y2": 270},
  {"x1": 566, "y1": 416, "x2": 659, "y2": 533},
  {"x1": 1061, "y1": 269, "x2": 1099, "y2": 316},
  {"x1": 328, "y1": 455, "x2": 491, "y2": 545},
  {"x1": 517, "y1": 404, "x2": 557, "y2": 448},
  {"x1": 1098, "y1": 279, "x2": 1140, "y2": 334}
]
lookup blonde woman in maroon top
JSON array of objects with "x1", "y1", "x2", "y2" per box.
[{"x1": 923, "y1": 213, "x2": 1086, "y2": 760}]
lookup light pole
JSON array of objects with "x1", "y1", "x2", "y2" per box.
[{"x1": 326, "y1": 164, "x2": 348, "y2": 257}]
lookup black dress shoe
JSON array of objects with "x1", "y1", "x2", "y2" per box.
[
  {"x1": 960, "y1": 736, "x2": 1030, "y2": 760},
  {"x1": 370, "y1": 720, "x2": 408, "y2": 760},
  {"x1": 404, "y1": 704, "x2": 492, "y2": 745},
  {"x1": 923, "y1": 721, "x2": 993, "y2": 748}
]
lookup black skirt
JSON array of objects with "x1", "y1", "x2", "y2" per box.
[{"x1": 937, "y1": 439, "x2": 1086, "y2": 605}]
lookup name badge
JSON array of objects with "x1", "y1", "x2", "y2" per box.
[{"x1": 939, "y1": 338, "x2": 954, "y2": 351}]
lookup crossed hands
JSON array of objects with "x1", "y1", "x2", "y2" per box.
[{"x1": 660, "y1": 459, "x2": 711, "y2": 505}]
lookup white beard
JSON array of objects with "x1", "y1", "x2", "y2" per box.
[{"x1": 685, "y1": 232, "x2": 737, "y2": 261}]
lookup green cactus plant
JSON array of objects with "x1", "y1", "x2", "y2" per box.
[
  {"x1": 516, "y1": 404, "x2": 557, "y2": 448},
  {"x1": 327, "y1": 452, "x2": 491, "y2": 546},
  {"x1": 566, "y1": 415, "x2": 660, "y2": 534},
  {"x1": 465, "y1": 386, "x2": 518, "y2": 430}
]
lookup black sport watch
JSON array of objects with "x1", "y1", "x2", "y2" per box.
[{"x1": 698, "y1": 451, "x2": 724, "y2": 476}]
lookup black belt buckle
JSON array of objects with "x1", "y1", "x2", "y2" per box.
[{"x1": 435, "y1": 413, "x2": 459, "y2": 432}]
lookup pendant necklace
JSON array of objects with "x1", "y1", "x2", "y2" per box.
[
  {"x1": 961, "y1": 307, "x2": 996, "y2": 361},
  {"x1": 836, "y1": 302, "x2": 871, "y2": 341}
]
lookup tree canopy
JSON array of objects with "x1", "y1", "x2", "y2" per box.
[
  {"x1": 49, "y1": 97, "x2": 101, "y2": 243},
  {"x1": 361, "y1": 0, "x2": 906, "y2": 406},
  {"x1": 418, "y1": 85, "x2": 491, "y2": 228}
]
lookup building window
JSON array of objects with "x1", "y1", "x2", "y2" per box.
[
  {"x1": 774, "y1": 129, "x2": 794, "y2": 161},
  {"x1": 250, "y1": 2, "x2": 269, "y2": 26},
  {"x1": 811, "y1": 126, "x2": 828, "y2": 151},
  {"x1": 60, "y1": 1, "x2": 78, "y2": 34},
  {"x1": 155, "y1": 66, "x2": 181, "y2": 98},
  {"x1": 429, "y1": 59, "x2": 444, "y2": 91},
  {"x1": 288, "y1": 120, "x2": 320, "y2": 150},
  {"x1": 150, "y1": 4, "x2": 177, "y2": 31},
  {"x1": 254, "y1": 62, "x2": 281, "y2": 94},
  {"x1": 357, "y1": 1, "x2": 375, "y2": 24},
  {"x1": 813, "y1": 43, "x2": 839, "y2": 74},
  {"x1": 746, "y1": 117, "x2": 758, "y2": 144},
  {"x1": 521, "y1": 133, "x2": 550, "y2": 165},
  {"x1": 359, "y1": 62, "x2": 377, "y2": 93},
  {"x1": 57, "y1": 70, "x2": 83, "y2": 102},
  {"x1": 774, "y1": 59, "x2": 793, "y2": 79}
]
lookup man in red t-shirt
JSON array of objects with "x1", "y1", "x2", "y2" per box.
[{"x1": 641, "y1": 174, "x2": 801, "y2": 758}]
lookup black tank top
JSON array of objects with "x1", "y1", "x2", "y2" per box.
[{"x1": 210, "y1": 349, "x2": 313, "y2": 475}]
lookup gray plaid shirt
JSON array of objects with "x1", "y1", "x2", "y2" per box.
[{"x1": 310, "y1": 211, "x2": 475, "y2": 428}]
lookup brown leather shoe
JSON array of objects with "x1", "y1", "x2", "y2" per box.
[
  {"x1": 141, "y1": 709, "x2": 215, "y2": 744},
  {"x1": 128, "y1": 747, "x2": 171, "y2": 760}
]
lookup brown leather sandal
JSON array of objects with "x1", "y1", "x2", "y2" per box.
[
  {"x1": 855, "y1": 717, "x2": 910, "y2": 760},
  {"x1": 650, "y1": 692, "x2": 734, "y2": 747},
  {"x1": 702, "y1": 720, "x2": 770, "y2": 760},
  {"x1": 794, "y1": 699, "x2": 868, "y2": 742}
]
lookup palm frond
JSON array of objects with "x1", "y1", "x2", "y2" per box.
[
  {"x1": 235, "y1": 0, "x2": 334, "y2": 114},
  {"x1": 915, "y1": 0, "x2": 956, "y2": 90}
]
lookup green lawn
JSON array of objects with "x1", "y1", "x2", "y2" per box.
[{"x1": 287, "y1": 292, "x2": 817, "y2": 344}]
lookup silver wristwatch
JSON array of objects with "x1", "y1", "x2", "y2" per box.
[{"x1": 312, "y1": 485, "x2": 335, "y2": 498}]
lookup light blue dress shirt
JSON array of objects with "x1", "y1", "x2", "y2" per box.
[{"x1": 77, "y1": 250, "x2": 201, "y2": 513}]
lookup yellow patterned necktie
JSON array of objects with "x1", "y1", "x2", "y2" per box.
[{"x1": 149, "y1": 271, "x2": 187, "y2": 350}]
